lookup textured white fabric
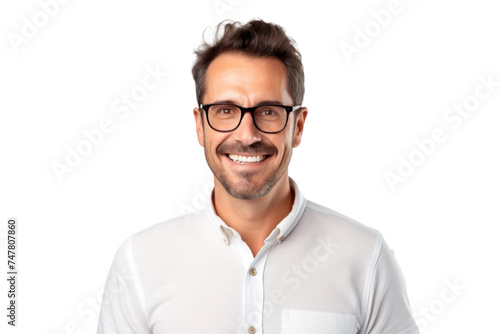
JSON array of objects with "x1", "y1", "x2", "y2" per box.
[{"x1": 97, "y1": 180, "x2": 419, "y2": 334}]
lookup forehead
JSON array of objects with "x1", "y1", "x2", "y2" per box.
[{"x1": 204, "y1": 52, "x2": 292, "y2": 105}]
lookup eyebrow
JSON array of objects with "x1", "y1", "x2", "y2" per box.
[{"x1": 209, "y1": 100, "x2": 286, "y2": 106}]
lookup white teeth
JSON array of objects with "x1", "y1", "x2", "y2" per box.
[{"x1": 228, "y1": 154, "x2": 266, "y2": 163}]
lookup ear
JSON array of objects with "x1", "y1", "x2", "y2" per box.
[
  {"x1": 292, "y1": 107, "x2": 308, "y2": 148},
  {"x1": 193, "y1": 107, "x2": 205, "y2": 147}
]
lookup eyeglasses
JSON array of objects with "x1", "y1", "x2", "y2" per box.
[{"x1": 200, "y1": 103, "x2": 301, "y2": 134}]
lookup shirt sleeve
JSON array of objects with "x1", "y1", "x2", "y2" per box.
[
  {"x1": 360, "y1": 237, "x2": 420, "y2": 334},
  {"x1": 96, "y1": 236, "x2": 151, "y2": 334}
]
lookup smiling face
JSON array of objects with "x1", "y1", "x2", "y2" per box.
[{"x1": 194, "y1": 52, "x2": 307, "y2": 200}]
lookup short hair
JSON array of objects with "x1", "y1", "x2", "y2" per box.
[{"x1": 192, "y1": 19, "x2": 305, "y2": 106}]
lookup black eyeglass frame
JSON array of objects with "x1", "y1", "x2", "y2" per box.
[{"x1": 199, "y1": 103, "x2": 302, "y2": 134}]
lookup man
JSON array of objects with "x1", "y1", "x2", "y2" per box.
[{"x1": 97, "y1": 20, "x2": 419, "y2": 334}]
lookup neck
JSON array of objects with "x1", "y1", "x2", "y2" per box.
[{"x1": 212, "y1": 175, "x2": 294, "y2": 257}]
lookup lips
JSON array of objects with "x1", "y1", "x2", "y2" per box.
[
  {"x1": 228, "y1": 154, "x2": 268, "y2": 164},
  {"x1": 218, "y1": 141, "x2": 276, "y2": 165}
]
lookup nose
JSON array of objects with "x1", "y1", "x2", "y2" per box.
[{"x1": 232, "y1": 111, "x2": 261, "y2": 144}]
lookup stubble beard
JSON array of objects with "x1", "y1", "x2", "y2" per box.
[
  {"x1": 216, "y1": 166, "x2": 282, "y2": 200},
  {"x1": 206, "y1": 142, "x2": 291, "y2": 200}
]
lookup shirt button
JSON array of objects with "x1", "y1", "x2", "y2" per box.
[
  {"x1": 248, "y1": 326, "x2": 256, "y2": 334},
  {"x1": 249, "y1": 268, "x2": 257, "y2": 276},
  {"x1": 227, "y1": 229, "x2": 234, "y2": 236},
  {"x1": 278, "y1": 236, "x2": 285, "y2": 242}
]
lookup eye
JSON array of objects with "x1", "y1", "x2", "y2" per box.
[
  {"x1": 212, "y1": 105, "x2": 238, "y2": 116},
  {"x1": 262, "y1": 109, "x2": 276, "y2": 116},
  {"x1": 218, "y1": 107, "x2": 234, "y2": 114},
  {"x1": 256, "y1": 106, "x2": 283, "y2": 118}
]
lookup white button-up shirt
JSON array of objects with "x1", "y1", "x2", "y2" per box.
[{"x1": 97, "y1": 180, "x2": 419, "y2": 334}]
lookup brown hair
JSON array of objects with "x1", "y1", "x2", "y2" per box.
[{"x1": 192, "y1": 19, "x2": 305, "y2": 106}]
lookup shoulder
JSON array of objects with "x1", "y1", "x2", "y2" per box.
[
  {"x1": 298, "y1": 200, "x2": 384, "y2": 255},
  {"x1": 124, "y1": 208, "x2": 212, "y2": 252},
  {"x1": 304, "y1": 200, "x2": 381, "y2": 238}
]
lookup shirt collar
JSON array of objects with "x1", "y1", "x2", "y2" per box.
[{"x1": 205, "y1": 178, "x2": 307, "y2": 245}]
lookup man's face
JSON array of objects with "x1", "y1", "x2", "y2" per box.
[{"x1": 194, "y1": 52, "x2": 307, "y2": 199}]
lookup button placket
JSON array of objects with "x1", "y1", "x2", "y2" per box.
[
  {"x1": 229, "y1": 228, "x2": 283, "y2": 334},
  {"x1": 245, "y1": 260, "x2": 262, "y2": 334},
  {"x1": 244, "y1": 237, "x2": 279, "y2": 334}
]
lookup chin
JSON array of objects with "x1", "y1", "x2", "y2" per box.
[
  {"x1": 220, "y1": 176, "x2": 279, "y2": 200},
  {"x1": 226, "y1": 185, "x2": 272, "y2": 200}
]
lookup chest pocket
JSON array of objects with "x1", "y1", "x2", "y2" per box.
[{"x1": 281, "y1": 309, "x2": 356, "y2": 334}]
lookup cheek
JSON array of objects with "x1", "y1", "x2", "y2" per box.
[
  {"x1": 282, "y1": 129, "x2": 295, "y2": 149},
  {"x1": 273, "y1": 134, "x2": 294, "y2": 159},
  {"x1": 205, "y1": 133, "x2": 228, "y2": 157}
]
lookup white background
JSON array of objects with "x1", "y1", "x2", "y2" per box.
[{"x1": 1, "y1": 0, "x2": 499, "y2": 333}]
